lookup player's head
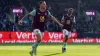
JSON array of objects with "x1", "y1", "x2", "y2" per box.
[
  {"x1": 68, "y1": 8, "x2": 74, "y2": 14},
  {"x1": 39, "y1": 1, "x2": 46, "y2": 10}
]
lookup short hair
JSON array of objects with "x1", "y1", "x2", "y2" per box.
[
  {"x1": 68, "y1": 8, "x2": 74, "y2": 11},
  {"x1": 39, "y1": 0, "x2": 45, "y2": 5}
]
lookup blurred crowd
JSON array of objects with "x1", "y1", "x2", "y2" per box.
[{"x1": 0, "y1": 0, "x2": 13, "y2": 31}]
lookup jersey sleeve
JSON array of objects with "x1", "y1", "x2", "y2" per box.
[
  {"x1": 62, "y1": 16, "x2": 64, "y2": 20},
  {"x1": 29, "y1": 9, "x2": 36, "y2": 17},
  {"x1": 61, "y1": 16, "x2": 64, "y2": 23},
  {"x1": 72, "y1": 16, "x2": 76, "y2": 23},
  {"x1": 48, "y1": 11, "x2": 52, "y2": 17}
]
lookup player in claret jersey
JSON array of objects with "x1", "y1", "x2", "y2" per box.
[
  {"x1": 61, "y1": 8, "x2": 76, "y2": 53},
  {"x1": 19, "y1": 1, "x2": 63, "y2": 56}
]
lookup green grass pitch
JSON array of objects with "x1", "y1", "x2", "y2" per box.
[{"x1": 0, "y1": 43, "x2": 100, "y2": 56}]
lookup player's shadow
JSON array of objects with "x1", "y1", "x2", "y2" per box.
[{"x1": 43, "y1": 53, "x2": 62, "y2": 56}]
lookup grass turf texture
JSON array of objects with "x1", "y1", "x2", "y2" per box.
[{"x1": 0, "y1": 43, "x2": 100, "y2": 56}]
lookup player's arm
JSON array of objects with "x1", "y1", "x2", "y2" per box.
[
  {"x1": 21, "y1": 14, "x2": 30, "y2": 20},
  {"x1": 48, "y1": 11, "x2": 63, "y2": 27},
  {"x1": 19, "y1": 10, "x2": 36, "y2": 24},
  {"x1": 50, "y1": 15, "x2": 61, "y2": 25}
]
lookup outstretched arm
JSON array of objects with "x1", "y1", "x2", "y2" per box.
[
  {"x1": 19, "y1": 9, "x2": 36, "y2": 24},
  {"x1": 50, "y1": 15, "x2": 61, "y2": 25},
  {"x1": 18, "y1": 14, "x2": 30, "y2": 24},
  {"x1": 48, "y1": 11, "x2": 63, "y2": 27},
  {"x1": 22, "y1": 14, "x2": 30, "y2": 20}
]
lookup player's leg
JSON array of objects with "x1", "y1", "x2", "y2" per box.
[
  {"x1": 62, "y1": 29, "x2": 71, "y2": 53},
  {"x1": 30, "y1": 29, "x2": 42, "y2": 56}
]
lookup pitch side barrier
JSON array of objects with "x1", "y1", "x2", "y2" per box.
[{"x1": 0, "y1": 32, "x2": 100, "y2": 43}]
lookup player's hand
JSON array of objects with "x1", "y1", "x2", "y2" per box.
[
  {"x1": 59, "y1": 23, "x2": 63, "y2": 28},
  {"x1": 18, "y1": 20, "x2": 22, "y2": 24}
]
